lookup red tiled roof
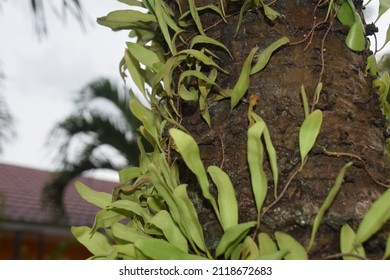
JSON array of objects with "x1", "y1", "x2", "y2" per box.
[{"x1": 0, "y1": 163, "x2": 117, "y2": 227}]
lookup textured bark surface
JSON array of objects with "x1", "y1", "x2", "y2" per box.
[{"x1": 172, "y1": 0, "x2": 390, "y2": 259}]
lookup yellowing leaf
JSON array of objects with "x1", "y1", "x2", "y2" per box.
[
  {"x1": 299, "y1": 109, "x2": 323, "y2": 167},
  {"x1": 354, "y1": 187, "x2": 390, "y2": 246}
]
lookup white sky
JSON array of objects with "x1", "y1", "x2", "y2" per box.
[{"x1": 0, "y1": 0, "x2": 389, "y2": 182}]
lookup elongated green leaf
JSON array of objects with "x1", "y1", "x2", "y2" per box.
[
  {"x1": 178, "y1": 70, "x2": 220, "y2": 91},
  {"x1": 126, "y1": 42, "x2": 163, "y2": 73},
  {"x1": 71, "y1": 226, "x2": 113, "y2": 256},
  {"x1": 252, "y1": 113, "x2": 278, "y2": 197},
  {"x1": 155, "y1": 0, "x2": 175, "y2": 54},
  {"x1": 178, "y1": 49, "x2": 228, "y2": 74},
  {"x1": 190, "y1": 35, "x2": 233, "y2": 59},
  {"x1": 173, "y1": 184, "x2": 208, "y2": 254},
  {"x1": 235, "y1": 0, "x2": 253, "y2": 36},
  {"x1": 308, "y1": 162, "x2": 353, "y2": 251},
  {"x1": 91, "y1": 209, "x2": 126, "y2": 234},
  {"x1": 377, "y1": 0, "x2": 390, "y2": 22},
  {"x1": 258, "y1": 232, "x2": 278, "y2": 256},
  {"x1": 134, "y1": 238, "x2": 207, "y2": 260},
  {"x1": 378, "y1": 25, "x2": 390, "y2": 52},
  {"x1": 231, "y1": 47, "x2": 258, "y2": 109},
  {"x1": 97, "y1": 10, "x2": 157, "y2": 31},
  {"x1": 188, "y1": 0, "x2": 205, "y2": 35},
  {"x1": 299, "y1": 109, "x2": 323, "y2": 167},
  {"x1": 247, "y1": 121, "x2": 267, "y2": 218},
  {"x1": 215, "y1": 221, "x2": 257, "y2": 257},
  {"x1": 179, "y1": 85, "x2": 199, "y2": 101},
  {"x1": 75, "y1": 181, "x2": 112, "y2": 209},
  {"x1": 354, "y1": 187, "x2": 390, "y2": 246},
  {"x1": 148, "y1": 210, "x2": 188, "y2": 252},
  {"x1": 366, "y1": 54, "x2": 378, "y2": 76},
  {"x1": 112, "y1": 243, "x2": 138, "y2": 259},
  {"x1": 340, "y1": 224, "x2": 365, "y2": 260},
  {"x1": 169, "y1": 129, "x2": 219, "y2": 218},
  {"x1": 346, "y1": 20, "x2": 366, "y2": 52},
  {"x1": 207, "y1": 166, "x2": 238, "y2": 230},
  {"x1": 251, "y1": 37, "x2": 289, "y2": 74},
  {"x1": 300, "y1": 84, "x2": 309, "y2": 119},
  {"x1": 383, "y1": 235, "x2": 390, "y2": 259},
  {"x1": 275, "y1": 231, "x2": 308, "y2": 260},
  {"x1": 109, "y1": 200, "x2": 151, "y2": 223},
  {"x1": 112, "y1": 222, "x2": 150, "y2": 243},
  {"x1": 125, "y1": 50, "x2": 145, "y2": 95}
]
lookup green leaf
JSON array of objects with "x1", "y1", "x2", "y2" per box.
[
  {"x1": 119, "y1": 166, "x2": 141, "y2": 184},
  {"x1": 155, "y1": 0, "x2": 176, "y2": 54},
  {"x1": 188, "y1": 0, "x2": 205, "y2": 35},
  {"x1": 173, "y1": 184, "x2": 209, "y2": 254},
  {"x1": 124, "y1": 50, "x2": 145, "y2": 95},
  {"x1": 251, "y1": 113, "x2": 278, "y2": 198},
  {"x1": 111, "y1": 222, "x2": 150, "y2": 243},
  {"x1": 262, "y1": 3, "x2": 280, "y2": 21},
  {"x1": 255, "y1": 250, "x2": 288, "y2": 260},
  {"x1": 383, "y1": 235, "x2": 390, "y2": 259},
  {"x1": 345, "y1": 20, "x2": 366, "y2": 52},
  {"x1": 169, "y1": 129, "x2": 219, "y2": 218},
  {"x1": 97, "y1": 10, "x2": 157, "y2": 31},
  {"x1": 251, "y1": 37, "x2": 289, "y2": 75},
  {"x1": 148, "y1": 210, "x2": 188, "y2": 252},
  {"x1": 378, "y1": 25, "x2": 390, "y2": 52},
  {"x1": 337, "y1": 1, "x2": 355, "y2": 27},
  {"x1": 231, "y1": 47, "x2": 258, "y2": 109},
  {"x1": 207, "y1": 166, "x2": 238, "y2": 231},
  {"x1": 91, "y1": 209, "x2": 126, "y2": 234},
  {"x1": 109, "y1": 200, "x2": 151, "y2": 223},
  {"x1": 118, "y1": 0, "x2": 144, "y2": 8},
  {"x1": 134, "y1": 238, "x2": 207, "y2": 260},
  {"x1": 258, "y1": 232, "x2": 278, "y2": 256},
  {"x1": 178, "y1": 49, "x2": 228, "y2": 74},
  {"x1": 340, "y1": 224, "x2": 365, "y2": 260},
  {"x1": 190, "y1": 35, "x2": 233, "y2": 59},
  {"x1": 247, "y1": 120, "x2": 267, "y2": 218},
  {"x1": 75, "y1": 181, "x2": 112, "y2": 209},
  {"x1": 126, "y1": 42, "x2": 164, "y2": 73},
  {"x1": 377, "y1": 0, "x2": 390, "y2": 22},
  {"x1": 366, "y1": 54, "x2": 378, "y2": 76},
  {"x1": 354, "y1": 187, "x2": 390, "y2": 246},
  {"x1": 71, "y1": 226, "x2": 113, "y2": 256},
  {"x1": 300, "y1": 84, "x2": 309, "y2": 119},
  {"x1": 299, "y1": 109, "x2": 323, "y2": 167},
  {"x1": 308, "y1": 162, "x2": 353, "y2": 251},
  {"x1": 241, "y1": 236, "x2": 259, "y2": 259},
  {"x1": 235, "y1": 0, "x2": 253, "y2": 36},
  {"x1": 215, "y1": 221, "x2": 257, "y2": 257},
  {"x1": 275, "y1": 231, "x2": 308, "y2": 260}
]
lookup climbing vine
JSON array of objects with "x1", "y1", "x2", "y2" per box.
[{"x1": 72, "y1": 0, "x2": 390, "y2": 260}]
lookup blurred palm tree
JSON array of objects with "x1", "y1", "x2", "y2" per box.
[{"x1": 44, "y1": 78, "x2": 141, "y2": 215}]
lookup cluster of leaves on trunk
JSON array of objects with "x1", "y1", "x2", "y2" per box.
[{"x1": 72, "y1": 0, "x2": 390, "y2": 260}]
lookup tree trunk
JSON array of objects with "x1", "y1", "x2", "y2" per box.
[{"x1": 173, "y1": 0, "x2": 390, "y2": 259}]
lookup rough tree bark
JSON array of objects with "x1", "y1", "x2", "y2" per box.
[{"x1": 169, "y1": 0, "x2": 390, "y2": 259}]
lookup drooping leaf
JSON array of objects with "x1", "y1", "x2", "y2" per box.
[
  {"x1": 377, "y1": 0, "x2": 390, "y2": 23},
  {"x1": 231, "y1": 47, "x2": 258, "y2": 109},
  {"x1": 97, "y1": 10, "x2": 157, "y2": 31},
  {"x1": 207, "y1": 166, "x2": 238, "y2": 230},
  {"x1": 155, "y1": 0, "x2": 176, "y2": 54},
  {"x1": 235, "y1": 0, "x2": 254, "y2": 36},
  {"x1": 275, "y1": 231, "x2": 308, "y2": 260},
  {"x1": 299, "y1": 109, "x2": 323, "y2": 167},
  {"x1": 377, "y1": 24, "x2": 390, "y2": 52},
  {"x1": 169, "y1": 129, "x2": 219, "y2": 218},
  {"x1": 215, "y1": 221, "x2": 257, "y2": 257},
  {"x1": 190, "y1": 35, "x2": 233, "y2": 59},
  {"x1": 134, "y1": 238, "x2": 207, "y2": 260},
  {"x1": 247, "y1": 120, "x2": 268, "y2": 219},
  {"x1": 308, "y1": 162, "x2": 353, "y2": 251},
  {"x1": 111, "y1": 222, "x2": 150, "y2": 243},
  {"x1": 75, "y1": 181, "x2": 112, "y2": 209},
  {"x1": 340, "y1": 223, "x2": 365, "y2": 260},
  {"x1": 124, "y1": 50, "x2": 146, "y2": 95},
  {"x1": 173, "y1": 184, "x2": 209, "y2": 254},
  {"x1": 354, "y1": 187, "x2": 390, "y2": 246},
  {"x1": 148, "y1": 210, "x2": 188, "y2": 252},
  {"x1": 71, "y1": 226, "x2": 113, "y2": 257},
  {"x1": 251, "y1": 37, "x2": 290, "y2": 75},
  {"x1": 188, "y1": 0, "x2": 205, "y2": 35},
  {"x1": 126, "y1": 42, "x2": 164, "y2": 73},
  {"x1": 91, "y1": 209, "x2": 126, "y2": 234},
  {"x1": 109, "y1": 200, "x2": 151, "y2": 223},
  {"x1": 178, "y1": 49, "x2": 228, "y2": 74}
]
